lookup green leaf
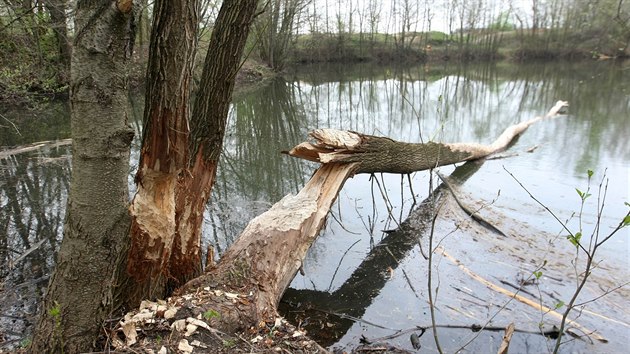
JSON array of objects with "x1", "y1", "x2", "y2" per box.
[
  {"x1": 48, "y1": 302, "x2": 61, "y2": 318},
  {"x1": 554, "y1": 301, "x2": 565, "y2": 309},
  {"x1": 567, "y1": 232, "x2": 582, "y2": 247},
  {"x1": 623, "y1": 215, "x2": 630, "y2": 226},
  {"x1": 587, "y1": 170, "x2": 594, "y2": 178},
  {"x1": 203, "y1": 309, "x2": 220, "y2": 320},
  {"x1": 575, "y1": 188, "x2": 591, "y2": 201},
  {"x1": 533, "y1": 271, "x2": 543, "y2": 279},
  {"x1": 575, "y1": 188, "x2": 583, "y2": 198}
]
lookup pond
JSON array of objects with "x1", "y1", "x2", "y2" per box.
[{"x1": 1, "y1": 60, "x2": 628, "y2": 352}]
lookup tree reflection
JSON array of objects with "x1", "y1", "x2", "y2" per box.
[
  {"x1": 279, "y1": 161, "x2": 484, "y2": 346},
  {"x1": 0, "y1": 145, "x2": 70, "y2": 347},
  {"x1": 207, "y1": 78, "x2": 313, "y2": 255}
]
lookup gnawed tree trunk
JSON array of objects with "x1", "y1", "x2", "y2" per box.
[
  {"x1": 30, "y1": 1, "x2": 136, "y2": 352},
  {"x1": 126, "y1": 0, "x2": 199, "y2": 305},
  {"x1": 127, "y1": 0, "x2": 260, "y2": 305},
  {"x1": 179, "y1": 163, "x2": 359, "y2": 331},
  {"x1": 113, "y1": 101, "x2": 569, "y2": 352}
]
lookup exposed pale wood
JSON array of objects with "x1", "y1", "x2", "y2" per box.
[
  {"x1": 287, "y1": 101, "x2": 568, "y2": 174},
  {"x1": 0, "y1": 139, "x2": 72, "y2": 159},
  {"x1": 498, "y1": 323, "x2": 515, "y2": 354},
  {"x1": 182, "y1": 162, "x2": 360, "y2": 330},
  {"x1": 435, "y1": 246, "x2": 607, "y2": 343}
]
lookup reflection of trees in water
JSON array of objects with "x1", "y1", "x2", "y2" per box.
[
  {"x1": 0, "y1": 101, "x2": 70, "y2": 146},
  {"x1": 280, "y1": 161, "x2": 484, "y2": 347},
  {"x1": 0, "y1": 146, "x2": 71, "y2": 347},
  {"x1": 206, "y1": 61, "x2": 629, "y2": 258},
  {"x1": 206, "y1": 78, "x2": 312, "y2": 256}
]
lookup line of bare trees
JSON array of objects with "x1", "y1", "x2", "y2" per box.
[{"x1": 1, "y1": 0, "x2": 628, "y2": 93}]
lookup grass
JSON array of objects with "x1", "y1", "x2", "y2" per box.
[{"x1": 290, "y1": 29, "x2": 628, "y2": 65}]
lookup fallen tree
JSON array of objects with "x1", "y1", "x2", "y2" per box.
[
  {"x1": 285, "y1": 100, "x2": 567, "y2": 174},
  {"x1": 112, "y1": 101, "x2": 569, "y2": 352}
]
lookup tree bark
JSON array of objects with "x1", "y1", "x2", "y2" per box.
[
  {"x1": 172, "y1": 0, "x2": 260, "y2": 286},
  {"x1": 127, "y1": 0, "x2": 260, "y2": 305},
  {"x1": 30, "y1": 1, "x2": 136, "y2": 352},
  {"x1": 286, "y1": 100, "x2": 568, "y2": 174},
  {"x1": 126, "y1": 0, "x2": 199, "y2": 306}
]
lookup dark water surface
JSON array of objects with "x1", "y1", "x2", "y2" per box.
[{"x1": 1, "y1": 61, "x2": 628, "y2": 352}]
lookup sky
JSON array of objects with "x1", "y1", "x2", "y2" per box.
[{"x1": 304, "y1": 0, "x2": 537, "y2": 34}]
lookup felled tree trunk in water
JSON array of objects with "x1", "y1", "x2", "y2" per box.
[
  {"x1": 177, "y1": 101, "x2": 568, "y2": 334},
  {"x1": 30, "y1": 1, "x2": 136, "y2": 352},
  {"x1": 286, "y1": 101, "x2": 568, "y2": 174},
  {"x1": 179, "y1": 163, "x2": 359, "y2": 332},
  {"x1": 127, "y1": 0, "x2": 260, "y2": 305}
]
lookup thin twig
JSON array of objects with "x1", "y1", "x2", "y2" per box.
[
  {"x1": 327, "y1": 239, "x2": 361, "y2": 292},
  {"x1": 0, "y1": 112, "x2": 21, "y2": 136},
  {"x1": 436, "y1": 171, "x2": 506, "y2": 236},
  {"x1": 503, "y1": 166, "x2": 592, "y2": 258},
  {"x1": 426, "y1": 170, "x2": 444, "y2": 354}
]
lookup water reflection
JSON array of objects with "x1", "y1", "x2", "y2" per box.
[
  {"x1": 206, "y1": 79, "x2": 313, "y2": 254},
  {"x1": 0, "y1": 144, "x2": 70, "y2": 347},
  {"x1": 1, "y1": 60, "x2": 628, "y2": 351},
  {"x1": 280, "y1": 160, "x2": 485, "y2": 346}
]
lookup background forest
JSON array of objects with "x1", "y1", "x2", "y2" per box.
[{"x1": 1, "y1": 0, "x2": 629, "y2": 103}]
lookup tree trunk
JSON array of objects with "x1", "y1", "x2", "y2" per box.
[
  {"x1": 126, "y1": 0, "x2": 199, "y2": 306},
  {"x1": 127, "y1": 0, "x2": 260, "y2": 305},
  {"x1": 286, "y1": 101, "x2": 568, "y2": 174},
  {"x1": 30, "y1": 1, "x2": 136, "y2": 352}
]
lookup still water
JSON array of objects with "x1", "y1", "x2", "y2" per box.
[{"x1": 1, "y1": 61, "x2": 628, "y2": 352}]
